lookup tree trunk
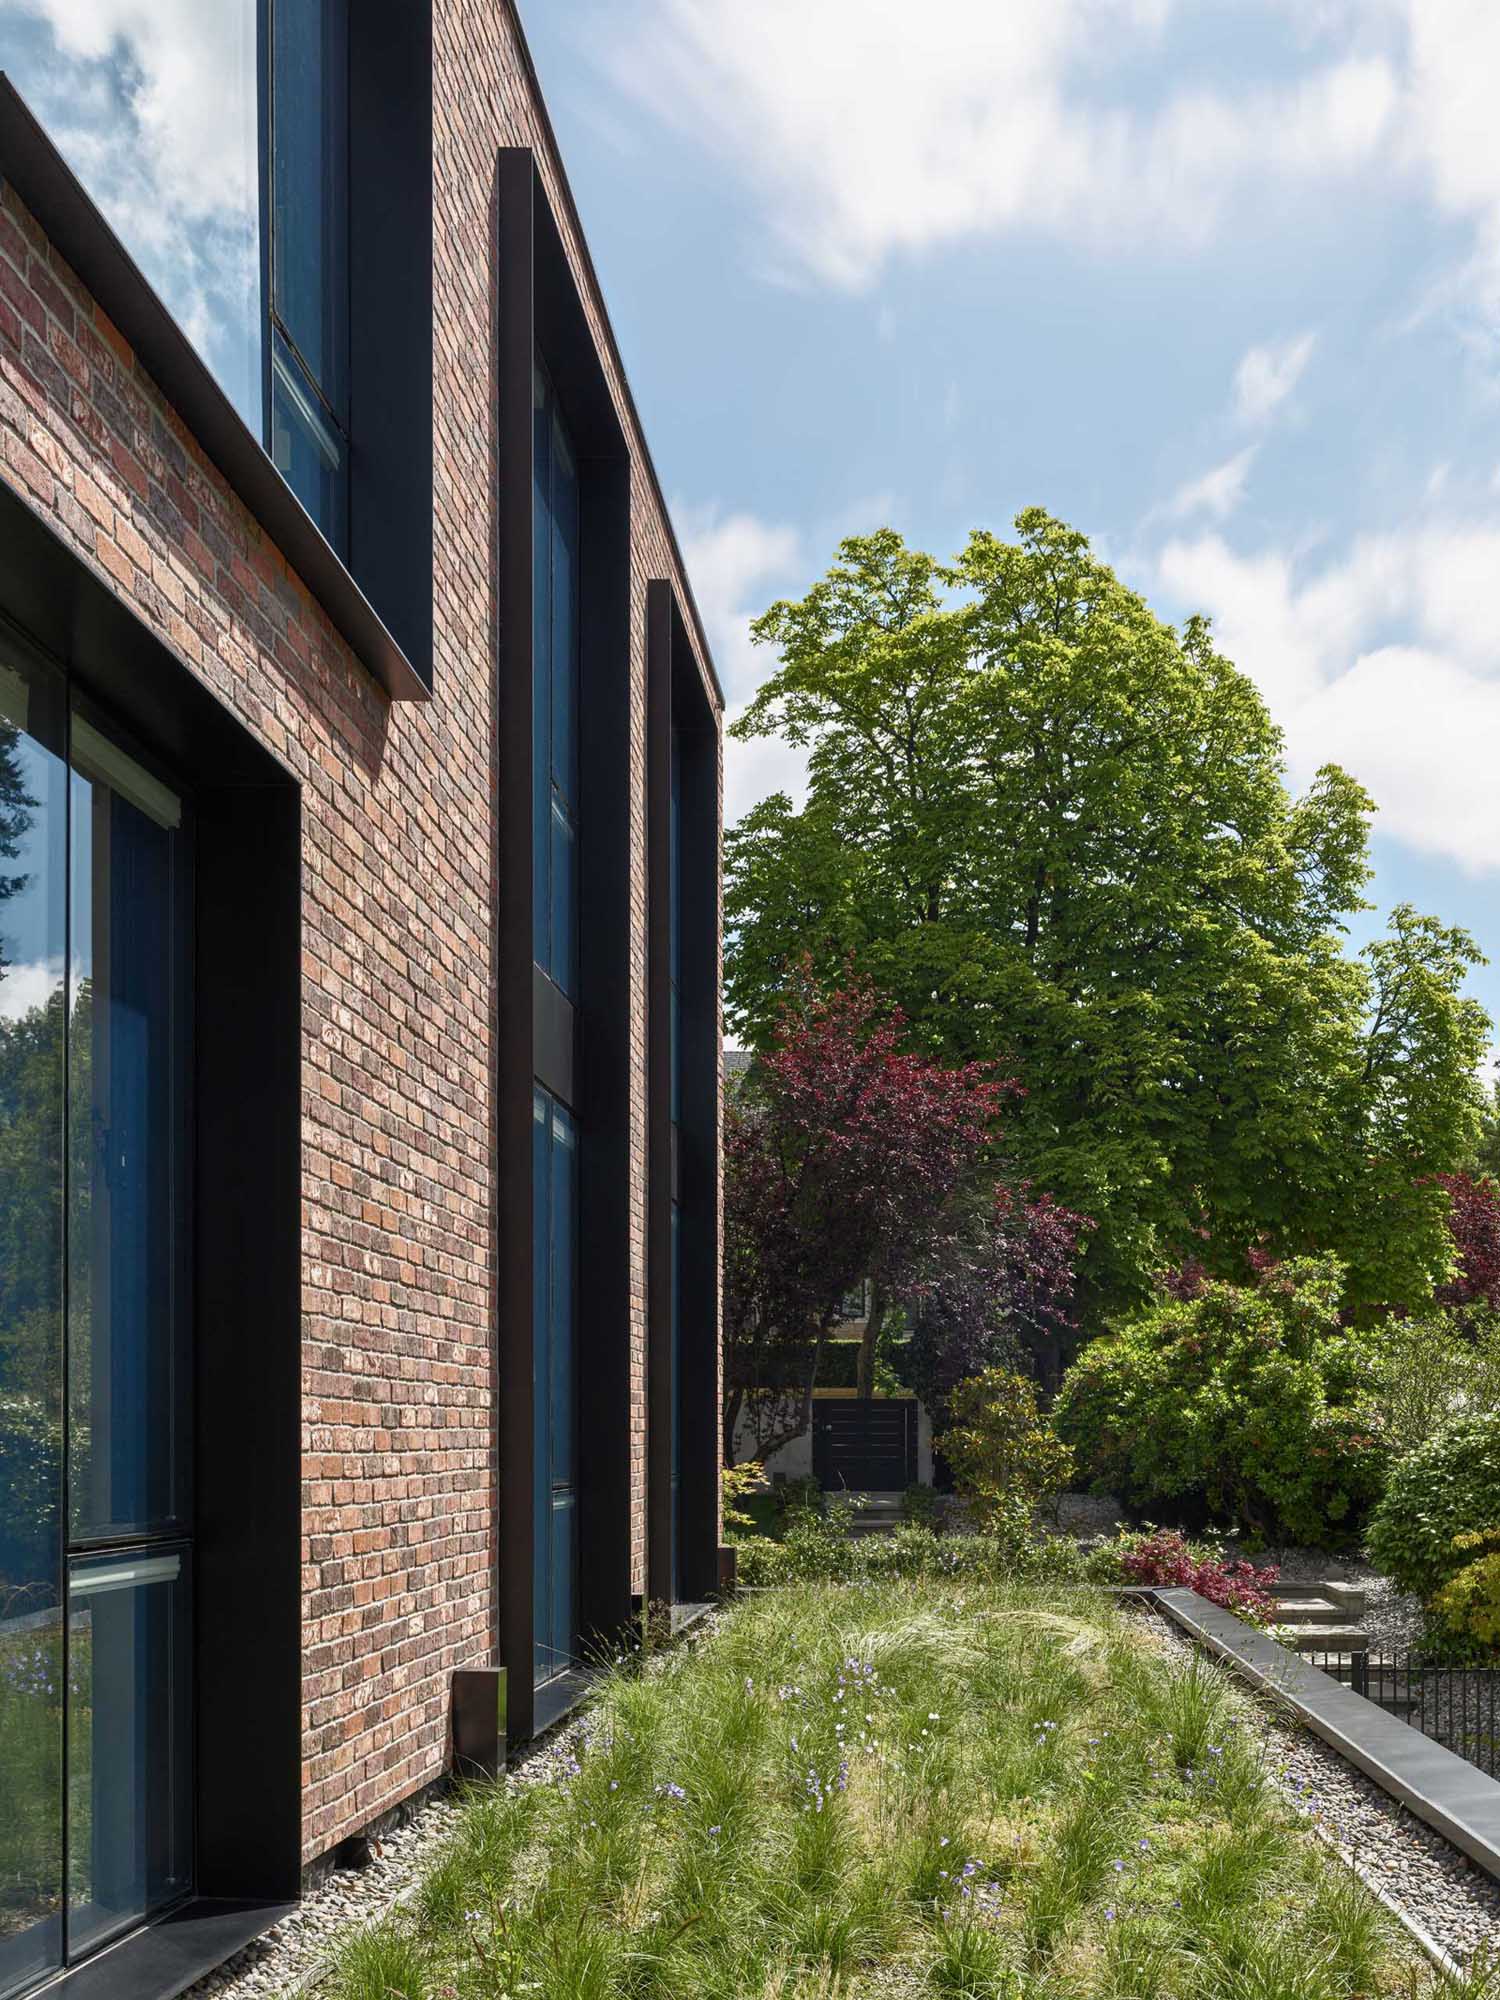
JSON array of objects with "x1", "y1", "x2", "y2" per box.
[
  {"x1": 722, "y1": 1381, "x2": 745, "y2": 1466},
  {"x1": 856, "y1": 1280, "x2": 887, "y2": 1401},
  {"x1": 796, "y1": 1317, "x2": 836, "y2": 1451}
]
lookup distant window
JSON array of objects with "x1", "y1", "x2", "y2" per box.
[
  {"x1": 531, "y1": 359, "x2": 580, "y2": 997},
  {"x1": 267, "y1": 0, "x2": 350, "y2": 551},
  {"x1": 839, "y1": 1279, "x2": 870, "y2": 1320}
]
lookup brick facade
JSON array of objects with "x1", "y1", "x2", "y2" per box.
[{"x1": 0, "y1": 0, "x2": 721, "y2": 1871}]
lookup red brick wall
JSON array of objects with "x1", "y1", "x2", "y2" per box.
[{"x1": 0, "y1": 0, "x2": 721, "y2": 1867}]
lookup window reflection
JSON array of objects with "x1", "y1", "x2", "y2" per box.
[
  {"x1": 0, "y1": 649, "x2": 67, "y2": 2000},
  {"x1": 67, "y1": 1549, "x2": 191, "y2": 1955},
  {"x1": 0, "y1": 1, "x2": 262, "y2": 430},
  {"x1": 0, "y1": 656, "x2": 191, "y2": 1994},
  {"x1": 67, "y1": 722, "x2": 186, "y2": 1543}
]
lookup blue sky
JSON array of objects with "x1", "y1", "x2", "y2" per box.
[{"x1": 520, "y1": 0, "x2": 1500, "y2": 1059}]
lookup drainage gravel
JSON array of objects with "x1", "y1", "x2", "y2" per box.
[{"x1": 179, "y1": 1719, "x2": 597, "y2": 1998}]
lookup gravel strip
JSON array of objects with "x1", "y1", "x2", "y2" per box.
[
  {"x1": 1151, "y1": 1613, "x2": 1500, "y2": 1969},
  {"x1": 180, "y1": 1719, "x2": 599, "y2": 1999}
]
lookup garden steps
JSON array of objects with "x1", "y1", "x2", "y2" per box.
[
  {"x1": 1277, "y1": 1624, "x2": 1370, "y2": 1653},
  {"x1": 842, "y1": 1492, "x2": 904, "y2": 1538},
  {"x1": 1271, "y1": 1595, "x2": 1347, "y2": 1626}
]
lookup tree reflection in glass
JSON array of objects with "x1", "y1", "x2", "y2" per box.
[{"x1": 0, "y1": 653, "x2": 66, "y2": 1999}]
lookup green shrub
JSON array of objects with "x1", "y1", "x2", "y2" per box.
[
  {"x1": 1428, "y1": 1529, "x2": 1500, "y2": 1660},
  {"x1": 721, "y1": 1460, "x2": 765, "y2": 1540},
  {"x1": 899, "y1": 1482, "x2": 939, "y2": 1528},
  {"x1": 1053, "y1": 1257, "x2": 1386, "y2": 1546},
  {"x1": 732, "y1": 1517, "x2": 1091, "y2": 1589},
  {"x1": 1364, "y1": 1310, "x2": 1500, "y2": 1456},
  {"x1": 1366, "y1": 1412, "x2": 1500, "y2": 1599},
  {"x1": 942, "y1": 1367, "x2": 1074, "y2": 1535}
]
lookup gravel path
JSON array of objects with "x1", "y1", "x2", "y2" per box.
[
  {"x1": 1152, "y1": 1614, "x2": 1500, "y2": 1969},
  {"x1": 181, "y1": 1720, "x2": 597, "y2": 1998}
]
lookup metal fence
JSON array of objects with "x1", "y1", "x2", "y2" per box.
[{"x1": 1303, "y1": 1649, "x2": 1500, "y2": 1781}]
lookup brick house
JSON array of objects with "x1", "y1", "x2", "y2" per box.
[{"x1": 0, "y1": 5, "x2": 722, "y2": 1994}]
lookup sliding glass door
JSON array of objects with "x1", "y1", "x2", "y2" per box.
[{"x1": 0, "y1": 642, "x2": 191, "y2": 1997}]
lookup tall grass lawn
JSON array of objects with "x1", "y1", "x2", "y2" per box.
[{"x1": 326, "y1": 1578, "x2": 1455, "y2": 1999}]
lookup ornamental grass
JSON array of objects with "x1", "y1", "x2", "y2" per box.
[{"x1": 322, "y1": 1578, "x2": 1461, "y2": 1999}]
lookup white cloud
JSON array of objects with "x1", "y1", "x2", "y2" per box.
[
  {"x1": 1397, "y1": 0, "x2": 1500, "y2": 323},
  {"x1": 1156, "y1": 521, "x2": 1500, "y2": 872},
  {"x1": 597, "y1": 0, "x2": 1396, "y2": 290},
  {"x1": 676, "y1": 504, "x2": 807, "y2": 825},
  {"x1": 1158, "y1": 446, "x2": 1259, "y2": 524},
  {"x1": 0, "y1": 957, "x2": 62, "y2": 1024},
  {"x1": 2, "y1": 0, "x2": 261, "y2": 418},
  {"x1": 1234, "y1": 332, "x2": 1318, "y2": 426}
]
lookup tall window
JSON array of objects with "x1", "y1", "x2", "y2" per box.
[
  {"x1": 0, "y1": 647, "x2": 191, "y2": 1998},
  {"x1": 531, "y1": 362, "x2": 579, "y2": 999},
  {"x1": 668, "y1": 731, "x2": 683, "y2": 1597},
  {"x1": 530, "y1": 360, "x2": 581, "y2": 1688},
  {"x1": 267, "y1": 0, "x2": 350, "y2": 552}
]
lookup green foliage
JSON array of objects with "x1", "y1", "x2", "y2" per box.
[
  {"x1": 1363, "y1": 1309, "x2": 1500, "y2": 1456},
  {"x1": 726, "y1": 511, "x2": 1490, "y2": 1317},
  {"x1": 943, "y1": 1367, "x2": 1074, "y2": 1535},
  {"x1": 901, "y1": 1481, "x2": 940, "y2": 1528},
  {"x1": 1366, "y1": 1413, "x2": 1500, "y2": 1600},
  {"x1": 1428, "y1": 1530, "x2": 1500, "y2": 1660},
  {"x1": 733, "y1": 1515, "x2": 1094, "y2": 1589},
  {"x1": 1053, "y1": 1258, "x2": 1387, "y2": 1545},
  {"x1": 0, "y1": 1393, "x2": 60, "y2": 1592},
  {"x1": 721, "y1": 1459, "x2": 766, "y2": 1540}
]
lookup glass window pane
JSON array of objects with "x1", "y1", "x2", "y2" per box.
[
  {"x1": 66, "y1": 1549, "x2": 191, "y2": 1957},
  {"x1": 550, "y1": 418, "x2": 579, "y2": 806},
  {"x1": 549, "y1": 801, "x2": 575, "y2": 1003},
  {"x1": 0, "y1": 650, "x2": 66, "y2": 1999},
  {"x1": 531, "y1": 1090, "x2": 551, "y2": 1686},
  {"x1": 270, "y1": 0, "x2": 348, "y2": 415},
  {"x1": 270, "y1": 336, "x2": 347, "y2": 555},
  {"x1": 68, "y1": 724, "x2": 186, "y2": 1543},
  {"x1": 532, "y1": 369, "x2": 552, "y2": 975},
  {"x1": 549, "y1": 1103, "x2": 575, "y2": 1490},
  {"x1": 0, "y1": 2, "x2": 262, "y2": 429}
]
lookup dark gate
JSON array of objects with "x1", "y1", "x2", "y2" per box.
[{"x1": 812, "y1": 1398, "x2": 918, "y2": 1492}]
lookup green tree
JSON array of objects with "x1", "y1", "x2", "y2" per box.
[{"x1": 727, "y1": 510, "x2": 1489, "y2": 1317}]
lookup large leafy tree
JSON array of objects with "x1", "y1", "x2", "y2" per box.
[
  {"x1": 727, "y1": 510, "x2": 1489, "y2": 1316},
  {"x1": 722, "y1": 970, "x2": 1010, "y2": 1458}
]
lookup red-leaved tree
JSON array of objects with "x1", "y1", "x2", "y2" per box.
[
  {"x1": 723, "y1": 967, "x2": 1012, "y2": 1460},
  {"x1": 904, "y1": 1186, "x2": 1092, "y2": 1417},
  {"x1": 1434, "y1": 1172, "x2": 1500, "y2": 1317}
]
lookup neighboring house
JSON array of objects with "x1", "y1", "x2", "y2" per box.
[{"x1": 0, "y1": 9, "x2": 722, "y2": 1996}]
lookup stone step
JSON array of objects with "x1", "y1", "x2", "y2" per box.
[
  {"x1": 1269, "y1": 1597, "x2": 1341, "y2": 1625},
  {"x1": 1268, "y1": 1579, "x2": 1366, "y2": 1616},
  {"x1": 1278, "y1": 1624, "x2": 1369, "y2": 1652}
]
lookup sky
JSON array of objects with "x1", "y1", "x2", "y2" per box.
[
  {"x1": 517, "y1": 0, "x2": 1500, "y2": 1060},
  {"x1": 1, "y1": 1, "x2": 1497, "y2": 1054}
]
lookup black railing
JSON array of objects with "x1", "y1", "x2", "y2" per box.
[{"x1": 1302, "y1": 1649, "x2": 1500, "y2": 1781}]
